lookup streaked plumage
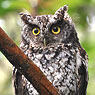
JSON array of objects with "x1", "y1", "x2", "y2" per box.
[{"x1": 13, "y1": 5, "x2": 88, "y2": 95}]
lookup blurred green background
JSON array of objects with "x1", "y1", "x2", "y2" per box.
[{"x1": 0, "y1": 0, "x2": 95, "y2": 95}]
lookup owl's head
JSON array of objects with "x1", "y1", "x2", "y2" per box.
[{"x1": 20, "y1": 5, "x2": 79, "y2": 48}]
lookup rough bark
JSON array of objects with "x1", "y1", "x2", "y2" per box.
[{"x1": 0, "y1": 27, "x2": 59, "y2": 95}]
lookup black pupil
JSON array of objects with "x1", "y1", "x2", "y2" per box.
[
  {"x1": 53, "y1": 27, "x2": 58, "y2": 32},
  {"x1": 34, "y1": 28, "x2": 38, "y2": 34}
]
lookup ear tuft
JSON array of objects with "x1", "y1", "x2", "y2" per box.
[
  {"x1": 19, "y1": 12, "x2": 31, "y2": 24},
  {"x1": 54, "y1": 5, "x2": 68, "y2": 20},
  {"x1": 63, "y1": 5, "x2": 68, "y2": 11}
]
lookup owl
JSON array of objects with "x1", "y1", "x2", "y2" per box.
[{"x1": 13, "y1": 5, "x2": 88, "y2": 95}]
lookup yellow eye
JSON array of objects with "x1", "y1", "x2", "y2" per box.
[
  {"x1": 51, "y1": 26, "x2": 61, "y2": 34},
  {"x1": 32, "y1": 27, "x2": 40, "y2": 35}
]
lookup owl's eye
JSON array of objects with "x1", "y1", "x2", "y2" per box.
[
  {"x1": 32, "y1": 27, "x2": 40, "y2": 35},
  {"x1": 51, "y1": 26, "x2": 61, "y2": 35}
]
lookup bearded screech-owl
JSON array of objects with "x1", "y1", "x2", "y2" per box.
[{"x1": 13, "y1": 5, "x2": 88, "y2": 95}]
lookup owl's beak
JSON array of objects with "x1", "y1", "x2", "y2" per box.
[
  {"x1": 43, "y1": 35, "x2": 49, "y2": 47},
  {"x1": 43, "y1": 38, "x2": 47, "y2": 47}
]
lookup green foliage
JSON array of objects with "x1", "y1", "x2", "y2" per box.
[
  {"x1": 0, "y1": 0, "x2": 31, "y2": 16},
  {"x1": 0, "y1": 0, "x2": 95, "y2": 95}
]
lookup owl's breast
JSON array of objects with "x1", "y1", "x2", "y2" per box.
[{"x1": 25, "y1": 45, "x2": 79, "y2": 94}]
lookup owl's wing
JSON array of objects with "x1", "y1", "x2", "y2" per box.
[
  {"x1": 78, "y1": 47, "x2": 88, "y2": 95},
  {"x1": 12, "y1": 39, "x2": 30, "y2": 95},
  {"x1": 12, "y1": 67, "x2": 29, "y2": 95}
]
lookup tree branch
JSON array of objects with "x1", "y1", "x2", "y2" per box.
[{"x1": 0, "y1": 27, "x2": 59, "y2": 95}]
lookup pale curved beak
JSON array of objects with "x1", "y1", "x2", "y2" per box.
[{"x1": 43, "y1": 38, "x2": 47, "y2": 47}]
